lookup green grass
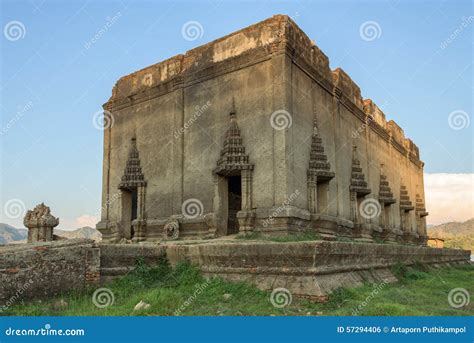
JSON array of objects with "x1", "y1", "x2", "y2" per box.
[{"x1": 4, "y1": 258, "x2": 473, "y2": 316}]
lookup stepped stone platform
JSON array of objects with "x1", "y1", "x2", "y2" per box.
[
  {"x1": 0, "y1": 239, "x2": 470, "y2": 303},
  {"x1": 101, "y1": 239, "x2": 470, "y2": 300}
]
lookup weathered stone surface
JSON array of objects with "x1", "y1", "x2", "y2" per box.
[
  {"x1": 0, "y1": 239, "x2": 470, "y2": 302},
  {"x1": 23, "y1": 203, "x2": 59, "y2": 243},
  {"x1": 95, "y1": 14, "x2": 427, "y2": 245},
  {"x1": 99, "y1": 240, "x2": 471, "y2": 298},
  {"x1": 0, "y1": 239, "x2": 99, "y2": 304}
]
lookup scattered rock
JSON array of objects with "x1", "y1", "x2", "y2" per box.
[
  {"x1": 306, "y1": 312, "x2": 311, "y2": 316},
  {"x1": 316, "y1": 311, "x2": 323, "y2": 315},
  {"x1": 52, "y1": 299, "x2": 68, "y2": 310},
  {"x1": 134, "y1": 300, "x2": 151, "y2": 311},
  {"x1": 223, "y1": 293, "x2": 232, "y2": 300}
]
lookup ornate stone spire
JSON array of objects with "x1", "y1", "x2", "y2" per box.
[
  {"x1": 307, "y1": 118, "x2": 335, "y2": 181},
  {"x1": 213, "y1": 104, "x2": 253, "y2": 175},
  {"x1": 415, "y1": 192, "x2": 428, "y2": 217},
  {"x1": 399, "y1": 183, "x2": 414, "y2": 211},
  {"x1": 349, "y1": 145, "x2": 371, "y2": 195},
  {"x1": 378, "y1": 164, "x2": 396, "y2": 205},
  {"x1": 119, "y1": 137, "x2": 146, "y2": 190}
]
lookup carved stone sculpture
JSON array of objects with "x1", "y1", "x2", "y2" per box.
[{"x1": 23, "y1": 203, "x2": 59, "y2": 243}]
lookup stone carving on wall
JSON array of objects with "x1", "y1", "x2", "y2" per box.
[
  {"x1": 415, "y1": 191, "x2": 429, "y2": 245},
  {"x1": 118, "y1": 137, "x2": 147, "y2": 242},
  {"x1": 378, "y1": 164, "x2": 397, "y2": 242},
  {"x1": 163, "y1": 218, "x2": 179, "y2": 240},
  {"x1": 213, "y1": 103, "x2": 255, "y2": 234},
  {"x1": 23, "y1": 203, "x2": 59, "y2": 243},
  {"x1": 213, "y1": 105, "x2": 254, "y2": 177},
  {"x1": 307, "y1": 118, "x2": 335, "y2": 214},
  {"x1": 399, "y1": 183, "x2": 415, "y2": 242},
  {"x1": 349, "y1": 145, "x2": 372, "y2": 240},
  {"x1": 119, "y1": 137, "x2": 147, "y2": 190},
  {"x1": 349, "y1": 145, "x2": 371, "y2": 197},
  {"x1": 378, "y1": 165, "x2": 396, "y2": 205}
]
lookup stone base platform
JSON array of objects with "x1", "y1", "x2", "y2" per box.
[{"x1": 100, "y1": 239, "x2": 471, "y2": 299}]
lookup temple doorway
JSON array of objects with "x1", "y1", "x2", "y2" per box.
[
  {"x1": 227, "y1": 175, "x2": 242, "y2": 235},
  {"x1": 121, "y1": 188, "x2": 138, "y2": 239}
]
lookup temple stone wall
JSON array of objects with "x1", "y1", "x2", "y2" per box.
[
  {"x1": 0, "y1": 240, "x2": 99, "y2": 305},
  {"x1": 100, "y1": 241, "x2": 471, "y2": 299},
  {"x1": 0, "y1": 240, "x2": 469, "y2": 303}
]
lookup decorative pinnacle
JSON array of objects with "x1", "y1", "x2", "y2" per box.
[
  {"x1": 312, "y1": 117, "x2": 319, "y2": 136},
  {"x1": 230, "y1": 97, "x2": 236, "y2": 117}
]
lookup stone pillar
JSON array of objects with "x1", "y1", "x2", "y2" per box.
[
  {"x1": 350, "y1": 191, "x2": 359, "y2": 225},
  {"x1": 307, "y1": 172, "x2": 317, "y2": 213},
  {"x1": 401, "y1": 209, "x2": 414, "y2": 243},
  {"x1": 241, "y1": 169, "x2": 253, "y2": 211},
  {"x1": 212, "y1": 174, "x2": 227, "y2": 236},
  {"x1": 133, "y1": 185, "x2": 147, "y2": 242},
  {"x1": 117, "y1": 190, "x2": 125, "y2": 240},
  {"x1": 238, "y1": 169, "x2": 255, "y2": 233},
  {"x1": 23, "y1": 203, "x2": 59, "y2": 243},
  {"x1": 380, "y1": 205, "x2": 387, "y2": 230}
]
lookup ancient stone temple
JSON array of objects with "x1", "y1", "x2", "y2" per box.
[{"x1": 96, "y1": 15, "x2": 428, "y2": 245}]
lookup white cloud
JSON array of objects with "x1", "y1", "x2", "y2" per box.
[
  {"x1": 74, "y1": 214, "x2": 99, "y2": 228},
  {"x1": 424, "y1": 173, "x2": 474, "y2": 225},
  {"x1": 57, "y1": 214, "x2": 99, "y2": 231}
]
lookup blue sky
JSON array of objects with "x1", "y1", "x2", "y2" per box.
[{"x1": 1, "y1": 0, "x2": 472, "y2": 229}]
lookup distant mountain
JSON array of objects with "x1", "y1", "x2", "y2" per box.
[
  {"x1": 55, "y1": 226, "x2": 102, "y2": 241},
  {"x1": 0, "y1": 223, "x2": 27, "y2": 244},
  {"x1": 428, "y1": 218, "x2": 474, "y2": 251},
  {"x1": 0, "y1": 224, "x2": 102, "y2": 245}
]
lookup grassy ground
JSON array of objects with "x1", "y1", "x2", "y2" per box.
[{"x1": 4, "y1": 258, "x2": 473, "y2": 316}]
